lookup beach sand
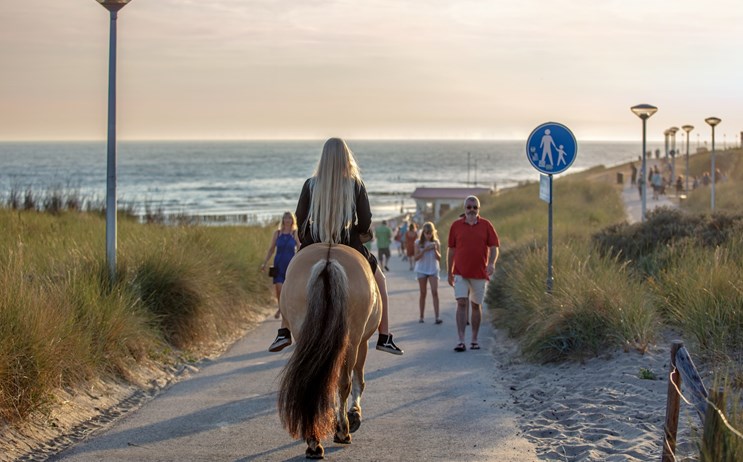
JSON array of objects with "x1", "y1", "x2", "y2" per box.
[{"x1": 491, "y1": 327, "x2": 704, "y2": 461}]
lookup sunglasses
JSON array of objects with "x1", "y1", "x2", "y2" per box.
[{"x1": 466, "y1": 205, "x2": 479, "y2": 210}]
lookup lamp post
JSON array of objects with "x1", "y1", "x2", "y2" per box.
[
  {"x1": 631, "y1": 104, "x2": 658, "y2": 222},
  {"x1": 663, "y1": 129, "x2": 670, "y2": 159},
  {"x1": 682, "y1": 125, "x2": 694, "y2": 194},
  {"x1": 705, "y1": 117, "x2": 721, "y2": 211},
  {"x1": 669, "y1": 127, "x2": 679, "y2": 191},
  {"x1": 95, "y1": 0, "x2": 133, "y2": 282}
]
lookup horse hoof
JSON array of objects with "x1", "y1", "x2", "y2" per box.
[
  {"x1": 348, "y1": 411, "x2": 362, "y2": 433},
  {"x1": 305, "y1": 444, "x2": 324, "y2": 459},
  {"x1": 333, "y1": 433, "x2": 352, "y2": 444}
]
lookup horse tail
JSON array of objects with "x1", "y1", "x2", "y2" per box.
[{"x1": 278, "y1": 255, "x2": 350, "y2": 441}]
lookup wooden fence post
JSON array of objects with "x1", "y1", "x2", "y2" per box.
[
  {"x1": 700, "y1": 388, "x2": 726, "y2": 461},
  {"x1": 662, "y1": 340, "x2": 683, "y2": 462}
]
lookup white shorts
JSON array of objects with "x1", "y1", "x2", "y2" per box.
[{"x1": 453, "y1": 275, "x2": 487, "y2": 305}]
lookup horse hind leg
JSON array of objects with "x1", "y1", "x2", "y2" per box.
[
  {"x1": 305, "y1": 438, "x2": 324, "y2": 459},
  {"x1": 347, "y1": 340, "x2": 368, "y2": 434},
  {"x1": 333, "y1": 363, "x2": 354, "y2": 444}
]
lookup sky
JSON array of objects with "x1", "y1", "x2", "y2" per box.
[{"x1": 2, "y1": 0, "x2": 742, "y2": 142}]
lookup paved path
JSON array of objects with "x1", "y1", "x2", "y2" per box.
[
  {"x1": 621, "y1": 160, "x2": 679, "y2": 223},
  {"x1": 51, "y1": 253, "x2": 538, "y2": 461}
]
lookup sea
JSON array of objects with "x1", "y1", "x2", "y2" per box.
[{"x1": 0, "y1": 140, "x2": 663, "y2": 224}]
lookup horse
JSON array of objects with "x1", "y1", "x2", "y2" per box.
[{"x1": 277, "y1": 243, "x2": 382, "y2": 459}]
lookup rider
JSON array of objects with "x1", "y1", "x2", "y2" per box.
[{"x1": 268, "y1": 137, "x2": 404, "y2": 355}]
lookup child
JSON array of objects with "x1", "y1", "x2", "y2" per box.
[{"x1": 414, "y1": 222, "x2": 442, "y2": 324}]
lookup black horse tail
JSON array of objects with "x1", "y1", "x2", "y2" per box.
[{"x1": 278, "y1": 255, "x2": 349, "y2": 441}]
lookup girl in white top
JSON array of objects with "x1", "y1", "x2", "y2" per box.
[{"x1": 414, "y1": 221, "x2": 442, "y2": 324}]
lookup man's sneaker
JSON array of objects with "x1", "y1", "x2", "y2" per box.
[
  {"x1": 376, "y1": 333, "x2": 404, "y2": 355},
  {"x1": 269, "y1": 328, "x2": 292, "y2": 352}
]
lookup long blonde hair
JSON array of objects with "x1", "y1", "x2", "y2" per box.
[
  {"x1": 418, "y1": 222, "x2": 439, "y2": 247},
  {"x1": 308, "y1": 138, "x2": 362, "y2": 243},
  {"x1": 279, "y1": 211, "x2": 297, "y2": 232}
]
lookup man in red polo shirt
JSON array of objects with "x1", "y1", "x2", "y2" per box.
[{"x1": 446, "y1": 195, "x2": 499, "y2": 352}]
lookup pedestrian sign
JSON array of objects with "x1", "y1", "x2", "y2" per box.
[{"x1": 526, "y1": 122, "x2": 577, "y2": 175}]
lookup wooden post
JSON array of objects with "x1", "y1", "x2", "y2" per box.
[
  {"x1": 700, "y1": 388, "x2": 726, "y2": 461},
  {"x1": 662, "y1": 341, "x2": 683, "y2": 462},
  {"x1": 675, "y1": 346, "x2": 708, "y2": 421}
]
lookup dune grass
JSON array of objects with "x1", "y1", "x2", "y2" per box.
[
  {"x1": 681, "y1": 148, "x2": 743, "y2": 215},
  {"x1": 0, "y1": 209, "x2": 274, "y2": 423}
]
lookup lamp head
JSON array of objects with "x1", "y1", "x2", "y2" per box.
[
  {"x1": 705, "y1": 117, "x2": 721, "y2": 127},
  {"x1": 630, "y1": 104, "x2": 658, "y2": 120},
  {"x1": 682, "y1": 125, "x2": 694, "y2": 133},
  {"x1": 96, "y1": 0, "x2": 132, "y2": 12},
  {"x1": 669, "y1": 126, "x2": 679, "y2": 135}
]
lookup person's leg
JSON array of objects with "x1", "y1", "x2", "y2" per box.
[
  {"x1": 273, "y1": 282, "x2": 282, "y2": 319},
  {"x1": 374, "y1": 268, "x2": 403, "y2": 355},
  {"x1": 374, "y1": 268, "x2": 390, "y2": 334},
  {"x1": 453, "y1": 276, "x2": 469, "y2": 351},
  {"x1": 468, "y1": 279, "x2": 486, "y2": 348},
  {"x1": 430, "y1": 276, "x2": 440, "y2": 322},
  {"x1": 269, "y1": 282, "x2": 292, "y2": 352},
  {"x1": 455, "y1": 298, "x2": 468, "y2": 343},
  {"x1": 418, "y1": 276, "x2": 427, "y2": 321},
  {"x1": 470, "y1": 301, "x2": 482, "y2": 345}
]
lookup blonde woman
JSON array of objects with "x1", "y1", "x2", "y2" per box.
[
  {"x1": 261, "y1": 212, "x2": 301, "y2": 319},
  {"x1": 268, "y1": 137, "x2": 404, "y2": 355},
  {"x1": 414, "y1": 222, "x2": 442, "y2": 324}
]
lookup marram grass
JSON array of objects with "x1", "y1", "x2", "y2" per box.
[{"x1": 0, "y1": 209, "x2": 274, "y2": 422}]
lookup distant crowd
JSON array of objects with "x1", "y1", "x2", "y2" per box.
[{"x1": 629, "y1": 151, "x2": 726, "y2": 200}]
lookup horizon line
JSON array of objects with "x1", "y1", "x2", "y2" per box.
[{"x1": 0, "y1": 137, "x2": 670, "y2": 143}]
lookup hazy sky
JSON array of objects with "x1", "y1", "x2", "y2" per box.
[{"x1": 2, "y1": 0, "x2": 741, "y2": 142}]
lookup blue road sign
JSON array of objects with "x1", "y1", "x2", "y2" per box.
[{"x1": 526, "y1": 122, "x2": 577, "y2": 175}]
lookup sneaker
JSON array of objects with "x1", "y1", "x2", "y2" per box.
[
  {"x1": 376, "y1": 333, "x2": 404, "y2": 355},
  {"x1": 269, "y1": 328, "x2": 292, "y2": 352}
]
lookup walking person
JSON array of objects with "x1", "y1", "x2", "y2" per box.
[
  {"x1": 375, "y1": 219, "x2": 392, "y2": 272},
  {"x1": 261, "y1": 212, "x2": 300, "y2": 319},
  {"x1": 446, "y1": 196, "x2": 500, "y2": 352},
  {"x1": 405, "y1": 222, "x2": 418, "y2": 271},
  {"x1": 268, "y1": 137, "x2": 403, "y2": 355},
  {"x1": 414, "y1": 222, "x2": 442, "y2": 324},
  {"x1": 399, "y1": 221, "x2": 408, "y2": 260}
]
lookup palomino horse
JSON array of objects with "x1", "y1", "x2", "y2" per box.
[{"x1": 277, "y1": 243, "x2": 382, "y2": 459}]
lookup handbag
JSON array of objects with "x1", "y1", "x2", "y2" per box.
[
  {"x1": 268, "y1": 266, "x2": 277, "y2": 278},
  {"x1": 360, "y1": 230, "x2": 373, "y2": 244}
]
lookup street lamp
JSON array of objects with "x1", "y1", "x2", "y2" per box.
[
  {"x1": 669, "y1": 127, "x2": 679, "y2": 190},
  {"x1": 663, "y1": 129, "x2": 670, "y2": 160},
  {"x1": 631, "y1": 104, "x2": 658, "y2": 222},
  {"x1": 95, "y1": 0, "x2": 133, "y2": 282},
  {"x1": 681, "y1": 125, "x2": 694, "y2": 194},
  {"x1": 705, "y1": 117, "x2": 721, "y2": 211}
]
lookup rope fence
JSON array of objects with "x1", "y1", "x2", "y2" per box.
[{"x1": 661, "y1": 340, "x2": 743, "y2": 461}]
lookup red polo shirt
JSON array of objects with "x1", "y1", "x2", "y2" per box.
[{"x1": 448, "y1": 216, "x2": 499, "y2": 280}]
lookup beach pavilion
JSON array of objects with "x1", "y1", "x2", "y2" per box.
[{"x1": 411, "y1": 186, "x2": 494, "y2": 222}]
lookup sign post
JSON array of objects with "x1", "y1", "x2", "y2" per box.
[{"x1": 526, "y1": 122, "x2": 577, "y2": 293}]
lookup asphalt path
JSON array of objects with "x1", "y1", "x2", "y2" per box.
[
  {"x1": 622, "y1": 160, "x2": 679, "y2": 223},
  {"x1": 51, "y1": 252, "x2": 538, "y2": 462}
]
